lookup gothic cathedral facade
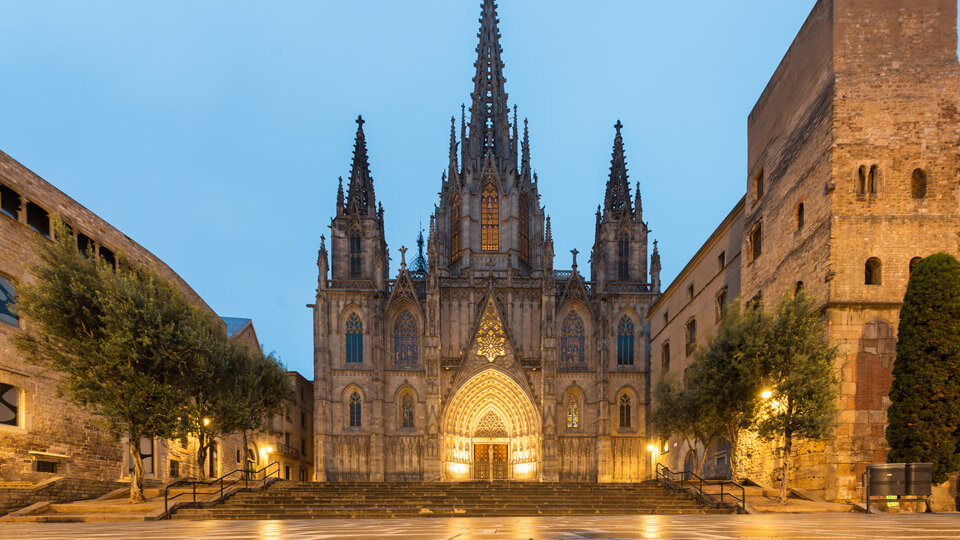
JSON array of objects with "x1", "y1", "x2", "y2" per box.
[{"x1": 312, "y1": 0, "x2": 661, "y2": 482}]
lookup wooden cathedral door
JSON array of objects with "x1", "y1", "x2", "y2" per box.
[{"x1": 474, "y1": 444, "x2": 490, "y2": 480}]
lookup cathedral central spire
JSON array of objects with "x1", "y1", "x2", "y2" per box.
[{"x1": 467, "y1": 0, "x2": 512, "y2": 174}]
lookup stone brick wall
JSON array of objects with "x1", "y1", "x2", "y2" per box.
[{"x1": 0, "y1": 477, "x2": 123, "y2": 516}]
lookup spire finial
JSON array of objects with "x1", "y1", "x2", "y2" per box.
[
  {"x1": 346, "y1": 115, "x2": 375, "y2": 215},
  {"x1": 603, "y1": 119, "x2": 631, "y2": 220},
  {"x1": 399, "y1": 245, "x2": 408, "y2": 269},
  {"x1": 571, "y1": 248, "x2": 579, "y2": 270}
]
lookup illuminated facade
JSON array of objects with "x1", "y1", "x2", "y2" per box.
[{"x1": 312, "y1": 0, "x2": 661, "y2": 482}]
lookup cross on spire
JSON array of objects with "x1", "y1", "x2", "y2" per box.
[
  {"x1": 399, "y1": 245, "x2": 408, "y2": 269},
  {"x1": 571, "y1": 248, "x2": 579, "y2": 270}
]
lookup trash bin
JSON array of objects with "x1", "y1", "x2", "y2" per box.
[
  {"x1": 905, "y1": 463, "x2": 933, "y2": 496},
  {"x1": 867, "y1": 463, "x2": 906, "y2": 496}
]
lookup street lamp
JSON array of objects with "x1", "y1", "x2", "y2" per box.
[
  {"x1": 761, "y1": 390, "x2": 772, "y2": 400},
  {"x1": 202, "y1": 417, "x2": 211, "y2": 427}
]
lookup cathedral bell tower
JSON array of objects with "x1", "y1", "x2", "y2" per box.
[
  {"x1": 590, "y1": 121, "x2": 652, "y2": 292},
  {"x1": 329, "y1": 115, "x2": 389, "y2": 288},
  {"x1": 432, "y1": 0, "x2": 546, "y2": 278}
]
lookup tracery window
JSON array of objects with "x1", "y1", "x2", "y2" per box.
[
  {"x1": 450, "y1": 193, "x2": 461, "y2": 259},
  {"x1": 481, "y1": 183, "x2": 499, "y2": 251},
  {"x1": 0, "y1": 275, "x2": 18, "y2": 327},
  {"x1": 475, "y1": 411, "x2": 507, "y2": 438},
  {"x1": 560, "y1": 312, "x2": 585, "y2": 368},
  {"x1": 617, "y1": 231, "x2": 629, "y2": 280},
  {"x1": 349, "y1": 392, "x2": 362, "y2": 427},
  {"x1": 619, "y1": 394, "x2": 631, "y2": 429},
  {"x1": 519, "y1": 196, "x2": 529, "y2": 263},
  {"x1": 349, "y1": 229, "x2": 362, "y2": 278},
  {"x1": 394, "y1": 311, "x2": 418, "y2": 367},
  {"x1": 400, "y1": 393, "x2": 414, "y2": 429},
  {"x1": 566, "y1": 397, "x2": 580, "y2": 429},
  {"x1": 616, "y1": 317, "x2": 634, "y2": 366},
  {"x1": 345, "y1": 313, "x2": 363, "y2": 364}
]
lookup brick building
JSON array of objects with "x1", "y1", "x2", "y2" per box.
[{"x1": 651, "y1": 0, "x2": 960, "y2": 503}]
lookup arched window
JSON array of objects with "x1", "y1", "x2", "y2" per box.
[
  {"x1": 519, "y1": 195, "x2": 529, "y2": 263},
  {"x1": 795, "y1": 203, "x2": 804, "y2": 231},
  {"x1": 617, "y1": 231, "x2": 629, "y2": 281},
  {"x1": 560, "y1": 312, "x2": 585, "y2": 368},
  {"x1": 450, "y1": 192, "x2": 461, "y2": 259},
  {"x1": 911, "y1": 169, "x2": 927, "y2": 199},
  {"x1": 857, "y1": 166, "x2": 867, "y2": 195},
  {"x1": 616, "y1": 317, "x2": 634, "y2": 366},
  {"x1": 400, "y1": 393, "x2": 414, "y2": 429},
  {"x1": 0, "y1": 275, "x2": 18, "y2": 327},
  {"x1": 394, "y1": 311, "x2": 418, "y2": 367},
  {"x1": 619, "y1": 394, "x2": 631, "y2": 429},
  {"x1": 865, "y1": 258, "x2": 882, "y2": 285},
  {"x1": 868, "y1": 165, "x2": 879, "y2": 194},
  {"x1": 909, "y1": 257, "x2": 922, "y2": 277},
  {"x1": 566, "y1": 397, "x2": 580, "y2": 429},
  {"x1": 481, "y1": 183, "x2": 499, "y2": 251},
  {"x1": 349, "y1": 392, "x2": 362, "y2": 427},
  {"x1": 345, "y1": 313, "x2": 363, "y2": 364},
  {"x1": 349, "y1": 229, "x2": 362, "y2": 278}
]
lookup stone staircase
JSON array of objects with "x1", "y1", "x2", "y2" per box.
[{"x1": 173, "y1": 480, "x2": 732, "y2": 519}]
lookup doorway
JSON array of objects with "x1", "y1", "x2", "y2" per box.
[{"x1": 473, "y1": 443, "x2": 508, "y2": 480}]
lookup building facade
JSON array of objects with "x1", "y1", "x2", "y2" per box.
[
  {"x1": 313, "y1": 0, "x2": 661, "y2": 483},
  {"x1": 650, "y1": 0, "x2": 960, "y2": 504}
]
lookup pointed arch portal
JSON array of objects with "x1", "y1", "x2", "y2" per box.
[{"x1": 442, "y1": 368, "x2": 541, "y2": 481}]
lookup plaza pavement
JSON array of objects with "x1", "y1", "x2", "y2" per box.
[{"x1": 0, "y1": 512, "x2": 957, "y2": 539}]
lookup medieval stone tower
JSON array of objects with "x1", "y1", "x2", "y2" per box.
[{"x1": 313, "y1": 0, "x2": 661, "y2": 482}]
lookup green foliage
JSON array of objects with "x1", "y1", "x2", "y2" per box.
[
  {"x1": 756, "y1": 291, "x2": 839, "y2": 501},
  {"x1": 887, "y1": 253, "x2": 960, "y2": 484},
  {"x1": 14, "y1": 220, "x2": 196, "y2": 501},
  {"x1": 688, "y1": 300, "x2": 766, "y2": 477},
  {"x1": 651, "y1": 376, "x2": 714, "y2": 475}
]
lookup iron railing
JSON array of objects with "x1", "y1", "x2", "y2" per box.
[
  {"x1": 164, "y1": 461, "x2": 280, "y2": 516},
  {"x1": 656, "y1": 462, "x2": 746, "y2": 513}
]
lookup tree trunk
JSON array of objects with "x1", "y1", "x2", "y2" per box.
[
  {"x1": 128, "y1": 438, "x2": 146, "y2": 504},
  {"x1": 197, "y1": 432, "x2": 208, "y2": 481},
  {"x1": 242, "y1": 430, "x2": 249, "y2": 477},
  {"x1": 729, "y1": 432, "x2": 739, "y2": 481},
  {"x1": 779, "y1": 428, "x2": 792, "y2": 503}
]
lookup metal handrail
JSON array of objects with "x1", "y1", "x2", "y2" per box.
[
  {"x1": 164, "y1": 461, "x2": 280, "y2": 515},
  {"x1": 656, "y1": 462, "x2": 747, "y2": 513}
]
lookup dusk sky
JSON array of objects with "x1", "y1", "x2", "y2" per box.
[{"x1": 3, "y1": 1, "x2": 953, "y2": 377}]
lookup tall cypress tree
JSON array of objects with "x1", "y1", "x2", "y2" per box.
[{"x1": 887, "y1": 253, "x2": 960, "y2": 484}]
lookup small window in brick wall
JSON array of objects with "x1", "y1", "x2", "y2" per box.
[
  {"x1": 0, "y1": 184, "x2": 21, "y2": 220},
  {"x1": 36, "y1": 460, "x2": 58, "y2": 474},
  {"x1": 77, "y1": 233, "x2": 95, "y2": 258},
  {"x1": 26, "y1": 202, "x2": 49, "y2": 237},
  {"x1": 911, "y1": 169, "x2": 927, "y2": 199},
  {"x1": 909, "y1": 257, "x2": 923, "y2": 277},
  {"x1": 0, "y1": 383, "x2": 19, "y2": 426},
  {"x1": 100, "y1": 247, "x2": 116, "y2": 270},
  {"x1": 236, "y1": 449, "x2": 241, "y2": 463},
  {"x1": 865, "y1": 258, "x2": 882, "y2": 286},
  {"x1": 170, "y1": 460, "x2": 180, "y2": 478}
]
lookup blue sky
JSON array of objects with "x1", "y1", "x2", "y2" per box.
[{"x1": 3, "y1": 2, "x2": 952, "y2": 377}]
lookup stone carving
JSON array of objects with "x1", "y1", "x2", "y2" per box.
[{"x1": 476, "y1": 300, "x2": 506, "y2": 363}]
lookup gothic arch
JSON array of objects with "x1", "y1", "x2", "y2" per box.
[
  {"x1": 557, "y1": 301, "x2": 593, "y2": 369},
  {"x1": 561, "y1": 384, "x2": 585, "y2": 431},
  {"x1": 386, "y1": 300, "x2": 424, "y2": 368},
  {"x1": 441, "y1": 367, "x2": 541, "y2": 480},
  {"x1": 614, "y1": 385, "x2": 639, "y2": 432}
]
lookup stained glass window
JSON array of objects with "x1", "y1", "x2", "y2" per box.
[
  {"x1": 617, "y1": 231, "x2": 629, "y2": 280},
  {"x1": 0, "y1": 383, "x2": 19, "y2": 427},
  {"x1": 560, "y1": 312, "x2": 585, "y2": 368},
  {"x1": 0, "y1": 275, "x2": 17, "y2": 327},
  {"x1": 481, "y1": 183, "x2": 498, "y2": 251},
  {"x1": 345, "y1": 314, "x2": 363, "y2": 364},
  {"x1": 349, "y1": 392, "x2": 362, "y2": 427},
  {"x1": 400, "y1": 393, "x2": 414, "y2": 428},
  {"x1": 566, "y1": 397, "x2": 579, "y2": 429},
  {"x1": 394, "y1": 311, "x2": 418, "y2": 367},
  {"x1": 617, "y1": 317, "x2": 634, "y2": 366},
  {"x1": 349, "y1": 230, "x2": 362, "y2": 278},
  {"x1": 619, "y1": 394, "x2": 631, "y2": 429},
  {"x1": 519, "y1": 196, "x2": 529, "y2": 263},
  {"x1": 450, "y1": 193, "x2": 461, "y2": 259}
]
